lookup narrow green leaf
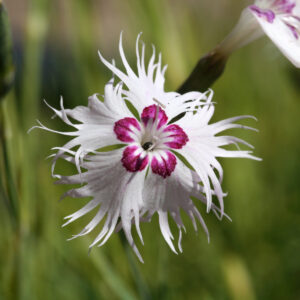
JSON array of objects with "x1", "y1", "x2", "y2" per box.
[
  {"x1": 171, "y1": 150, "x2": 195, "y2": 171},
  {"x1": 97, "y1": 144, "x2": 126, "y2": 152},
  {"x1": 125, "y1": 100, "x2": 140, "y2": 121}
]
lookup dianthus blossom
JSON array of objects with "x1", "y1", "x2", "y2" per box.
[{"x1": 32, "y1": 34, "x2": 259, "y2": 262}]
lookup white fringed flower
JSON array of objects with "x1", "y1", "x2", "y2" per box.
[
  {"x1": 218, "y1": 0, "x2": 300, "y2": 67},
  {"x1": 32, "y1": 34, "x2": 259, "y2": 262}
]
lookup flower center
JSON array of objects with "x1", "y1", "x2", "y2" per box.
[
  {"x1": 114, "y1": 104, "x2": 189, "y2": 177},
  {"x1": 142, "y1": 141, "x2": 153, "y2": 151}
]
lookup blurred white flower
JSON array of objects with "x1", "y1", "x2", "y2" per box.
[
  {"x1": 218, "y1": 0, "x2": 300, "y2": 67},
  {"x1": 32, "y1": 34, "x2": 259, "y2": 262}
]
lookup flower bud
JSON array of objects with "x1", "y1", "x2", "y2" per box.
[{"x1": 178, "y1": 50, "x2": 227, "y2": 93}]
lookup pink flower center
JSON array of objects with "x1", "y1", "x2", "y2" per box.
[{"x1": 114, "y1": 104, "x2": 189, "y2": 178}]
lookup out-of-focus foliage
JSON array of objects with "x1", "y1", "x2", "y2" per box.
[
  {"x1": 1, "y1": 0, "x2": 300, "y2": 299},
  {"x1": 0, "y1": 1, "x2": 14, "y2": 99}
]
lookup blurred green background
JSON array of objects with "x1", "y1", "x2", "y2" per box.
[{"x1": 1, "y1": 0, "x2": 300, "y2": 299}]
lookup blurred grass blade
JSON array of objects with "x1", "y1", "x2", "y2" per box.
[
  {"x1": 91, "y1": 250, "x2": 139, "y2": 300},
  {"x1": 0, "y1": 100, "x2": 19, "y2": 227},
  {"x1": 0, "y1": 0, "x2": 15, "y2": 100},
  {"x1": 0, "y1": 134, "x2": 19, "y2": 225},
  {"x1": 222, "y1": 254, "x2": 256, "y2": 300}
]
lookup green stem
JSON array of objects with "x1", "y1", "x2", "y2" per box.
[
  {"x1": 0, "y1": 104, "x2": 18, "y2": 226},
  {"x1": 120, "y1": 232, "x2": 151, "y2": 300}
]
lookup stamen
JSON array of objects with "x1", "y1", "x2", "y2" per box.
[
  {"x1": 153, "y1": 98, "x2": 166, "y2": 109},
  {"x1": 150, "y1": 103, "x2": 162, "y2": 135}
]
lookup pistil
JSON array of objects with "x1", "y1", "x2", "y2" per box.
[{"x1": 142, "y1": 142, "x2": 153, "y2": 151}]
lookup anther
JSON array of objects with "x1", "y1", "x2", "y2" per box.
[{"x1": 153, "y1": 98, "x2": 166, "y2": 109}]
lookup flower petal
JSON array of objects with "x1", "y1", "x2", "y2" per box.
[
  {"x1": 249, "y1": 5, "x2": 275, "y2": 22},
  {"x1": 249, "y1": 5, "x2": 300, "y2": 67},
  {"x1": 120, "y1": 171, "x2": 146, "y2": 262},
  {"x1": 141, "y1": 104, "x2": 168, "y2": 129},
  {"x1": 151, "y1": 151, "x2": 176, "y2": 178},
  {"x1": 114, "y1": 117, "x2": 141, "y2": 142},
  {"x1": 162, "y1": 124, "x2": 189, "y2": 149},
  {"x1": 122, "y1": 145, "x2": 149, "y2": 172},
  {"x1": 142, "y1": 159, "x2": 212, "y2": 252},
  {"x1": 99, "y1": 33, "x2": 179, "y2": 112}
]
